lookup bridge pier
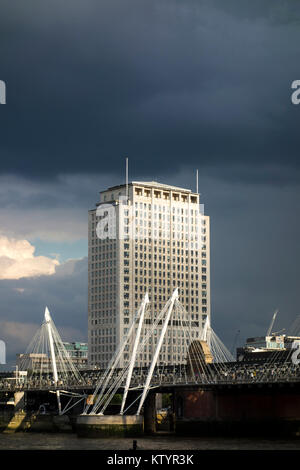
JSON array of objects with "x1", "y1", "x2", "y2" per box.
[{"x1": 143, "y1": 392, "x2": 157, "y2": 434}]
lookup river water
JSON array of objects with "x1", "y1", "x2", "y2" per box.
[{"x1": 0, "y1": 433, "x2": 300, "y2": 450}]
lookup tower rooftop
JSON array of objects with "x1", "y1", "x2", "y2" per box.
[{"x1": 103, "y1": 181, "x2": 192, "y2": 194}]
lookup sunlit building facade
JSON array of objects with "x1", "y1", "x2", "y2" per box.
[{"x1": 88, "y1": 181, "x2": 210, "y2": 369}]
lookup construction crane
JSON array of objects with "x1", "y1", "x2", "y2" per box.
[{"x1": 266, "y1": 309, "x2": 279, "y2": 336}]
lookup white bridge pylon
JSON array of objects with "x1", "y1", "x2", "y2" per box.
[
  {"x1": 86, "y1": 288, "x2": 181, "y2": 416},
  {"x1": 44, "y1": 307, "x2": 62, "y2": 414},
  {"x1": 85, "y1": 287, "x2": 234, "y2": 417},
  {"x1": 136, "y1": 288, "x2": 178, "y2": 415},
  {"x1": 83, "y1": 292, "x2": 152, "y2": 415},
  {"x1": 120, "y1": 292, "x2": 149, "y2": 415},
  {"x1": 19, "y1": 307, "x2": 84, "y2": 415}
]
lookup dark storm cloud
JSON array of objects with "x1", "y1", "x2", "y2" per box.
[
  {"x1": 1, "y1": 0, "x2": 300, "y2": 368},
  {"x1": 0, "y1": 0, "x2": 300, "y2": 183},
  {"x1": 169, "y1": 169, "x2": 300, "y2": 350},
  {"x1": 0, "y1": 173, "x2": 119, "y2": 240}
]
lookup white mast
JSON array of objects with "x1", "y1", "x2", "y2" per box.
[
  {"x1": 87, "y1": 297, "x2": 147, "y2": 415},
  {"x1": 120, "y1": 293, "x2": 149, "y2": 415},
  {"x1": 44, "y1": 307, "x2": 61, "y2": 415},
  {"x1": 196, "y1": 169, "x2": 199, "y2": 194},
  {"x1": 136, "y1": 288, "x2": 178, "y2": 416},
  {"x1": 201, "y1": 315, "x2": 209, "y2": 342}
]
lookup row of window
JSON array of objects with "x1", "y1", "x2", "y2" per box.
[
  {"x1": 90, "y1": 237, "x2": 207, "y2": 249},
  {"x1": 123, "y1": 301, "x2": 207, "y2": 313},
  {"x1": 90, "y1": 318, "x2": 115, "y2": 326},
  {"x1": 132, "y1": 266, "x2": 207, "y2": 277},
  {"x1": 133, "y1": 202, "x2": 199, "y2": 212},
  {"x1": 130, "y1": 244, "x2": 207, "y2": 255},
  {"x1": 124, "y1": 292, "x2": 207, "y2": 303},
  {"x1": 91, "y1": 252, "x2": 116, "y2": 260},
  {"x1": 131, "y1": 284, "x2": 206, "y2": 293},
  {"x1": 123, "y1": 218, "x2": 206, "y2": 231},
  {"x1": 132, "y1": 208, "x2": 206, "y2": 220}
]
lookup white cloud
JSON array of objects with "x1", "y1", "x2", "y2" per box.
[{"x1": 0, "y1": 236, "x2": 59, "y2": 280}]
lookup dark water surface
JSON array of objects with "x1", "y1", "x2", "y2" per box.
[{"x1": 0, "y1": 433, "x2": 300, "y2": 450}]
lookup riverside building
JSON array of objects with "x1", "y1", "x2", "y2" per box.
[{"x1": 88, "y1": 181, "x2": 210, "y2": 369}]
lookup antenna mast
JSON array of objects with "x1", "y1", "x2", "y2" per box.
[{"x1": 196, "y1": 169, "x2": 199, "y2": 194}]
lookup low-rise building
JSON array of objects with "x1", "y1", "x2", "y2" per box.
[
  {"x1": 63, "y1": 342, "x2": 88, "y2": 369},
  {"x1": 237, "y1": 335, "x2": 300, "y2": 362}
]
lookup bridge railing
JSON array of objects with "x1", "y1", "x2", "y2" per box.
[{"x1": 1, "y1": 362, "x2": 300, "y2": 392}]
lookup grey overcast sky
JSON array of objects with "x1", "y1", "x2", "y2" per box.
[{"x1": 0, "y1": 0, "x2": 300, "y2": 367}]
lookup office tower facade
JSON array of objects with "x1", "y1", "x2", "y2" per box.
[{"x1": 88, "y1": 181, "x2": 210, "y2": 369}]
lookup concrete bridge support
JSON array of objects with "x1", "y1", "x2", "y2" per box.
[{"x1": 143, "y1": 392, "x2": 157, "y2": 434}]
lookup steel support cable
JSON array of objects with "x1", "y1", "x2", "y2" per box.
[
  {"x1": 86, "y1": 303, "x2": 144, "y2": 414},
  {"x1": 91, "y1": 296, "x2": 174, "y2": 415},
  {"x1": 175, "y1": 300, "x2": 212, "y2": 383},
  {"x1": 176, "y1": 300, "x2": 211, "y2": 382}
]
